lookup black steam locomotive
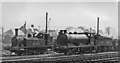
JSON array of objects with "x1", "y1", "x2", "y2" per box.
[
  {"x1": 54, "y1": 30, "x2": 117, "y2": 55},
  {"x1": 8, "y1": 28, "x2": 53, "y2": 55}
]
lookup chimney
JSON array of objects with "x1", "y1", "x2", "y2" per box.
[
  {"x1": 15, "y1": 28, "x2": 18, "y2": 36},
  {"x1": 97, "y1": 17, "x2": 99, "y2": 35},
  {"x1": 45, "y1": 12, "x2": 48, "y2": 34},
  {"x1": 64, "y1": 30, "x2": 67, "y2": 33},
  {"x1": 60, "y1": 30, "x2": 63, "y2": 34}
]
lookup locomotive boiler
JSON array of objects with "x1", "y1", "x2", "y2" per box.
[{"x1": 56, "y1": 30, "x2": 94, "y2": 46}]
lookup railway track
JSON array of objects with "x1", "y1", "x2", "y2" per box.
[{"x1": 2, "y1": 51, "x2": 119, "y2": 62}]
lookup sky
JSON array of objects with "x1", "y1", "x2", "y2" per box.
[
  {"x1": 2, "y1": 2, "x2": 118, "y2": 38},
  {"x1": 118, "y1": 2, "x2": 120, "y2": 37}
]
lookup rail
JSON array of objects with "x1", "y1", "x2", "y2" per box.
[{"x1": 2, "y1": 51, "x2": 119, "y2": 62}]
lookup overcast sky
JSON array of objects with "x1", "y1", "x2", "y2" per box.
[{"x1": 2, "y1": 2, "x2": 118, "y2": 38}]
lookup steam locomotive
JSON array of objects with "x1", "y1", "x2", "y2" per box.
[
  {"x1": 8, "y1": 28, "x2": 53, "y2": 55},
  {"x1": 54, "y1": 30, "x2": 117, "y2": 55}
]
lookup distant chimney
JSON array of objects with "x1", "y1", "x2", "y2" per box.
[{"x1": 15, "y1": 28, "x2": 18, "y2": 36}]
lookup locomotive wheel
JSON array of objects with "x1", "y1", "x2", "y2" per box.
[
  {"x1": 21, "y1": 51, "x2": 27, "y2": 55},
  {"x1": 15, "y1": 51, "x2": 23, "y2": 56},
  {"x1": 67, "y1": 48, "x2": 76, "y2": 55},
  {"x1": 68, "y1": 49, "x2": 72, "y2": 55},
  {"x1": 103, "y1": 46, "x2": 107, "y2": 52},
  {"x1": 62, "y1": 48, "x2": 68, "y2": 55},
  {"x1": 90, "y1": 47, "x2": 94, "y2": 53},
  {"x1": 79, "y1": 47, "x2": 84, "y2": 54},
  {"x1": 86, "y1": 47, "x2": 93, "y2": 53}
]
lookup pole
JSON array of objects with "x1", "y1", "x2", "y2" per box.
[
  {"x1": 45, "y1": 12, "x2": 48, "y2": 45},
  {"x1": 38, "y1": 26, "x2": 40, "y2": 32},
  {"x1": 2, "y1": 27, "x2": 4, "y2": 43},
  {"x1": 97, "y1": 17, "x2": 99, "y2": 35},
  {"x1": 94, "y1": 17, "x2": 100, "y2": 52},
  {"x1": 24, "y1": 21, "x2": 26, "y2": 37},
  {"x1": 46, "y1": 12, "x2": 48, "y2": 34}
]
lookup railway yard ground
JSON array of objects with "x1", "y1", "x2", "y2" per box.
[{"x1": 1, "y1": 51, "x2": 119, "y2": 63}]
